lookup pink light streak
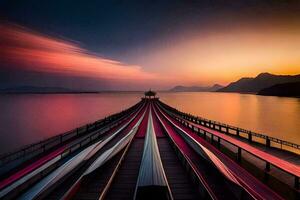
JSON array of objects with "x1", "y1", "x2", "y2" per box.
[{"x1": 0, "y1": 23, "x2": 155, "y2": 81}]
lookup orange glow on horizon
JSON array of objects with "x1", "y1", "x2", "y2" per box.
[{"x1": 132, "y1": 21, "x2": 300, "y2": 86}]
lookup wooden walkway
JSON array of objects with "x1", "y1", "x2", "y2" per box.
[{"x1": 157, "y1": 138, "x2": 199, "y2": 200}]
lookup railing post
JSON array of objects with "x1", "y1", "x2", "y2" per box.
[
  {"x1": 211, "y1": 135, "x2": 214, "y2": 144},
  {"x1": 217, "y1": 137, "x2": 220, "y2": 149},
  {"x1": 248, "y1": 133, "x2": 252, "y2": 142},
  {"x1": 237, "y1": 129, "x2": 240, "y2": 136},
  {"x1": 226, "y1": 126, "x2": 229, "y2": 134},
  {"x1": 265, "y1": 162, "x2": 271, "y2": 172},
  {"x1": 264, "y1": 162, "x2": 271, "y2": 181},
  {"x1": 295, "y1": 176, "x2": 299, "y2": 189},
  {"x1": 237, "y1": 147, "x2": 242, "y2": 162},
  {"x1": 266, "y1": 137, "x2": 271, "y2": 148}
]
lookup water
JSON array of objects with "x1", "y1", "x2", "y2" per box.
[
  {"x1": 0, "y1": 92, "x2": 142, "y2": 154},
  {"x1": 160, "y1": 92, "x2": 300, "y2": 145},
  {"x1": 0, "y1": 92, "x2": 299, "y2": 154}
]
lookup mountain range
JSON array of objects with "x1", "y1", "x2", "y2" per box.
[
  {"x1": 257, "y1": 82, "x2": 300, "y2": 97},
  {"x1": 169, "y1": 84, "x2": 223, "y2": 92},
  {"x1": 217, "y1": 73, "x2": 300, "y2": 94}
]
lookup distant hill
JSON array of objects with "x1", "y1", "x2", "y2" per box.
[
  {"x1": 218, "y1": 73, "x2": 300, "y2": 93},
  {"x1": 169, "y1": 84, "x2": 223, "y2": 92},
  {"x1": 0, "y1": 86, "x2": 98, "y2": 94},
  {"x1": 257, "y1": 82, "x2": 300, "y2": 97}
]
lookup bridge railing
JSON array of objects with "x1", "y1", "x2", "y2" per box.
[
  {"x1": 177, "y1": 117, "x2": 300, "y2": 192},
  {"x1": 158, "y1": 100, "x2": 300, "y2": 153},
  {"x1": 0, "y1": 100, "x2": 143, "y2": 168}
]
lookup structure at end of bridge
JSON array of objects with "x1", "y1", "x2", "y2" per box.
[{"x1": 144, "y1": 90, "x2": 157, "y2": 99}]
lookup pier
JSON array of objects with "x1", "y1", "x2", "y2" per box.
[{"x1": 0, "y1": 95, "x2": 299, "y2": 200}]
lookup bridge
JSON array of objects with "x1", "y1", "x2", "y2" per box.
[{"x1": 0, "y1": 96, "x2": 299, "y2": 200}]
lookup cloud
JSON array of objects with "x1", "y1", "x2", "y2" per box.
[{"x1": 0, "y1": 22, "x2": 155, "y2": 81}]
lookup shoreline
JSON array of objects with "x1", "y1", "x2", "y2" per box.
[{"x1": 0, "y1": 91, "x2": 299, "y2": 98}]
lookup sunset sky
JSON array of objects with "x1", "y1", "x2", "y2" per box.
[{"x1": 1, "y1": 0, "x2": 300, "y2": 90}]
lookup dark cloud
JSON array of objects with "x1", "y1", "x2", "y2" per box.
[{"x1": 1, "y1": 0, "x2": 299, "y2": 60}]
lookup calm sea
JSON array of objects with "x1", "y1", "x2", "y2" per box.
[{"x1": 0, "y1": 92, "x2": 299, "y2": 154}]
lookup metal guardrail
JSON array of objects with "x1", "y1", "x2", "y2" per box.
[
  {"x1": 154, "y1": 108, "x2": 214, "y2": 199},
  {"x1": 99, "y1": 136, "x2": 134, "y2": 200},
  {"x1": 0, "y1": 100, "x2": 143, "y2": 167},
  {"x1": 158, "y1": 100, "x2": 300, "y2": 152}
]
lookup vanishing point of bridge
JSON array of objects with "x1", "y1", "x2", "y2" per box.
[{"x1": 0, "y1": 93, "x2": 299, "y2": 200}]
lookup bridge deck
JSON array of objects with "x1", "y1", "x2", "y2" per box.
[
  {"x1": 75, "y1": 151, "x2": 124, "y2": 200},
  {"x1": 105, "y1": 138, "x2": 144, "y2": 200},
  {"x1": 0, "y1": 98, "x2": 298, "y2": 200},
  {"x1": 157, "y1": 138, "x2": 199, "y2": 200},
  {"x1": 77, "y1": 104, "x2": 150, "y2": 200},
  {"x1": 152, "y1": 104, "x2": 199, "y2": 199}
]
